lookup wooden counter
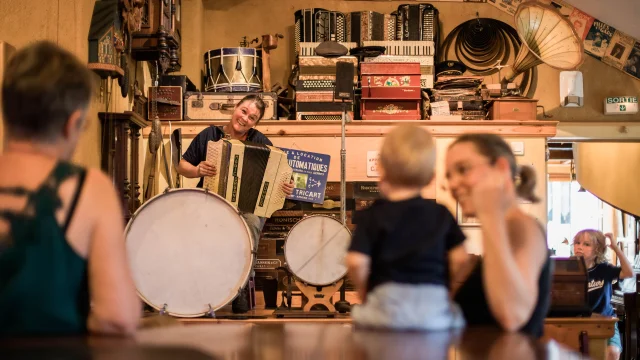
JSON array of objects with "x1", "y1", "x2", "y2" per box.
[
  {"x1": 1, "y1": 323, "x2": 583, "y2": 360},
  {"x1": 544, "y1": 314, "x2": 617, "y2": 360}
]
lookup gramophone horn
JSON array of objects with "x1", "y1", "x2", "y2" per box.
[{"x1": 509, "y1": 0, "x2": 584, "y2": 81}]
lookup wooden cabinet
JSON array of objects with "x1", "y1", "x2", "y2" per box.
[
  {"x1": 489, "y1": 98, "x2": 539, "y2": 121},
  {"x1": 99, "y1": 112, "x2": 148, "y2": 222}
]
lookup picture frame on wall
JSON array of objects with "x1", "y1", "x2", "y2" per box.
[{"x1": 457, "y1": 202, "x2": 480, "y2": 227}]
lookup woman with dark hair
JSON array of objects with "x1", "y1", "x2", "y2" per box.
[
  {"x1": 176, "y1": 94, "x2": 294, "y2": 313},
  {"x1": 0, "y1": 41, "x2": 140, "y2": 335},
  {"x1": 445, "y1": 133, "x2": 551, "y2": 338}
]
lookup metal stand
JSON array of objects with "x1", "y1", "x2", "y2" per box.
[{"x1": 334, "y1": 100, "x2": 351, "y2": 314}]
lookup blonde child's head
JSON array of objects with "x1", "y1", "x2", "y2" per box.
[
  {"x1": 379, "y1": 125, "x2": 436, "y2": 189},
  {"x1": 572, "y1": 229, "x2": 608, "y2": 264}
]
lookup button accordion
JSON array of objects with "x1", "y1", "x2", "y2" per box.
[
  {"x1": 204, "y1": 139, "x2": 293, "y2": 218},
  {"x1": 395, "y1": 4, "x2": 440, "y2": 59},
  {"x1": 294, "y1": 9, "x2": 347, "y2": 55}
]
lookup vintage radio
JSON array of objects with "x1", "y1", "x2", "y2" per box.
[
  {"x1": 395, "y1": 4, "x2": 440, "y2": 58},
  {"x1": 488, "y1": 97, "x2": 538, "y2": 120},
  {"x1": 294, "y1": 9, "x2": 347, "y2": 55},
  {"x1": 298, "y1": 42, "x2": 357, "y2": 57},
  {"x1": 347, "y1": 11, "x2": 396, "y2": 44},
  {"x1": 88, "y1": 0, "x2": 125, "y2": 79},
  {"x1": 184, "y1": 92, "x2": 277, "y2": 121},
  {"x1": 131, "y1": 0, "x2": 181, "y2": 73},
  {"x1": 203, "y1": 139, "x2": 293, "y2": 218},
  {"x1": 548, "y1": 257, "x2": 592, "y2": 317},
  {"x1": 147, "y1": 86, "x2": 182, "y2": 121}
]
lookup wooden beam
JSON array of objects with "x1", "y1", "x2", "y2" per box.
[
  {"x1": 554, "y1": 122, "x2": 640, "y2": 141},
  {"x1": 142, "y1": 120, "x2": 558, "y2": 138}
]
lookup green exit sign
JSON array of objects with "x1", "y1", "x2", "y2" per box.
[{"x1": 604, "y1": 96, "x2": 638, "y2": 115}]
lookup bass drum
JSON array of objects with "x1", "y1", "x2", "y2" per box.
[
  {"x1": 284, "y1": 215, "x2": 351, "y2": 286},
  {"x1": 125, "y1": 188, "x2": 254, "y2": 317},
  {"x1": 204, "y1": 47, "x2": 262, "y2": 92}
]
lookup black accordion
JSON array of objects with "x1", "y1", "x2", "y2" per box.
[
  {"x1": 294, "y1": 8, "x2": 347, "y2": 54},
  {"x1": 395, "y1": 4, "x2": 440, "y2": 56},
  {"x1": 346, "y1": 11, "x2": 396, "y2": 44}
]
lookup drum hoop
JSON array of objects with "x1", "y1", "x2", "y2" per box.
[
  {"x1": 283, "y1": 214, "x2": 351, "y2": 286},
  {"x1": 125, "y1": 188, "x2": 254, "y2": 317}
]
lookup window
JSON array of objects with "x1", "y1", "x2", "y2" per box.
[{"x1": 547, "y1": 180, "x2": 604, "y2": 256}]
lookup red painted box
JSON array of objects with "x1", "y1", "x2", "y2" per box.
[
  {"x1": 360, "y1": 99, "x2": 421, "y2": 120},
  {"x1": 361, "y1": 62, "x2": 422, "y2": 100}
]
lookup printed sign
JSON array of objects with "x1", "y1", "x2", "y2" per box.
[
  {"x1": 281, "y1": 148, "x2": 330, "y2": 204},
  {"x1": 604, "y1": 96, "x2": 639, "y2": 115},
  {"x1": 584, "y1": 20, "x2": 616, "y2": 60},
  {"x1": 367, "y1": 151, "x2": 380, "y2": 177},
  {"x1": 568, "y1": 8, "x2": 594, "y2": 41},
  {"x1": 603, "y1": 31, "x2": 635, "y2": 69},
  {"x1": 624, "y1": 42, "x2": 640, "y2": 79},
  {"x1": 255, "y1": 259, "x2": 282, "y2": 270}
]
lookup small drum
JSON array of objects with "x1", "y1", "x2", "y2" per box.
[
  {"x1": 125, "y1": 188, "x2": 254, "y2": 317},
  {"x1": 204, "y1": 47, "x2": 262, "y2": 92},
  {"x1": 284, "y1": 215, "x2": 351, "y2": 286}
]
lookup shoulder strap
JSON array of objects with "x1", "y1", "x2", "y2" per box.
[{"x1": 62, "y1": 169, "x2": 87, "y2": 234}]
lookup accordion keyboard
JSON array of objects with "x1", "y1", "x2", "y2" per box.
[{"x1": 362, "y1": 41, "x2": 435, "y2": 56}]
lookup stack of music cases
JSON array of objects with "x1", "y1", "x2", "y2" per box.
[
  {"x1": 296, "y1": 56, "x2": 357, "y2": 120},
  {"x1": 360, "y1": 62, "x2": 422, "y2": 120},
  {"x1": 183, "y1": 92, "x2": 278, "y2": 120}
]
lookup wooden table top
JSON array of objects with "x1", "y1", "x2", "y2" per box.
[{"x1": 1, "y1": 323, "x2": 583, "y2": 360}]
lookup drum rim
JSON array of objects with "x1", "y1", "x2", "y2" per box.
[
  {"x1": 283, "y1": 214, "x2": 351, "y2": 286},
  {"x1": 125, "y1": 188, "x2": 254, "y2": 317}
]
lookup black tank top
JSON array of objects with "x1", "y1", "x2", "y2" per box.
[{"x1": 454, "y1": 231, "x2": 552, "y2": 338}]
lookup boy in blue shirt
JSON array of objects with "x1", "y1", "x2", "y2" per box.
[{"x1": 573, "y1": 229, "x2": 634, "y2": 360}]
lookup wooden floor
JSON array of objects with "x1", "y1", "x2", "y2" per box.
[{"x1": 2, "y1": 323, "x2": 582, "y2": 360}]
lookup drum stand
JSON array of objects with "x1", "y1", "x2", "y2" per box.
[{"x1": 273, "y1": 267, "x2": 340, "y2": 318}]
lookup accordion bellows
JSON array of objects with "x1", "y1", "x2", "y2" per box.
[{"x1": 204, "y1": 139, "x2": 293, "y2": 218}]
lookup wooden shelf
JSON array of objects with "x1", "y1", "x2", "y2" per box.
[{"x1": 142, "y1": 119, "x2": 558, "y2": 138}]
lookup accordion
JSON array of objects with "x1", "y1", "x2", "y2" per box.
[
  {"x1": 346, "y1": 11, "x2": 396, "y2": 44},
  {"x1": 294, "y1": 8, "x2": 347, "y2": 55},
  {"x1": 396, "y1": 4, "x2": 440, "y2": 58},
  {"x1": 204, "y1": 139, "x2": 293, "y2": 218}
]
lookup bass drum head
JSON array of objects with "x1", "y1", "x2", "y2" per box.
[
  {"x1": 125, "y1": 188, "x2": 253, "y2": 317},
  {"x1": 284, "y1": 215, "x2": 350, "y2": 286}
]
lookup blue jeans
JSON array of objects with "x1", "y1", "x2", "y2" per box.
[{"x1": 240, "y1": 212, "x2": 265, "y2": 278}]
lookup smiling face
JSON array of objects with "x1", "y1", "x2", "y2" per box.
[
  {"x1": 230, "y1": 100, "x2": 261, "y2": 135},
  {"x1": 445, "y1": 142, "x2": 493, "y2": 217}
]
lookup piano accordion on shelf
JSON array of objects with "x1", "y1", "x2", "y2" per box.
[
  {"x1": 395, "y1": 4, "x2": 440, "y2": 59},
  {"x1": 346, "y1": 11, "x2": 396, "y2": 44},
  {"x1": 204, "y1": 139, "x2": 293, "y2": 218},
  {"x1": 294, "y1": 9, "x2": 347, "y2": 55}
]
